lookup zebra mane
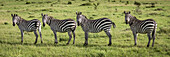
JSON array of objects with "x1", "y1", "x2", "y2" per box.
[
  {"x1": 18, "y1": 16, "x2": 26, "y2": 22},
  {"x1": 81, "y1": 15, "x2": 88, "y2": 19},
  {"x1": 48, "y1": 16, "x2": 54, "y2": 20},
  {"x1": 129, "y1": 15, "x2": 140, "y2": 26}
]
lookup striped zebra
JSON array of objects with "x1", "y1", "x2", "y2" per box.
[
  {"x1": 11, "y1": 14, "x2": 43, "y2": 44},
  {"x1": 76, "y1": 12, "x2": 116, "y2": 46},
  {"x1": 124, "y1": 11, "x2": 157, "y2": 47},
  {"x1": 41, "y1": 13, "x2": 76, "y2": 45}
]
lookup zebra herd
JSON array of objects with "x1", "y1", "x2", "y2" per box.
[{"x1": 11, "y1": 11, "x2": 157, "y2": 47}]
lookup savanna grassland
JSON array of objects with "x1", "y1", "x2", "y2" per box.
[{"x1": 0, "y1": 0, "x2": 170, "y2": 57}]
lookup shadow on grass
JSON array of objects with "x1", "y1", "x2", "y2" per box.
[
  {"x1": 0, "y1": 40, "x2": 68, "y2": 47},
  {"x1": 0, "y1": 40, "x2": 148, "y2": 48}
]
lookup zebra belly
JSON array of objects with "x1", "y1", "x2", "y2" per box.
[
  {"x1": 138, "y1": 28, "x2": 154, "y2": 34},
  {"x1": 53, "y1": 28, "x2": 72, "y2": 32}
]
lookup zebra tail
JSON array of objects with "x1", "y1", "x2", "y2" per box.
[
  {"x1": 111, "y1": 22, "x2": 116, "y2": 28},
  {"x1": 36, "y1": 21, "x2": 41, "y2": 27},
  {"x1": 152, "y1": 24, "x2": 157, "y2": 37}
]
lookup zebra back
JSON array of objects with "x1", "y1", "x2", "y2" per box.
[{"x1": 76, "y1": 12, "x2": 116, "y2": 33}]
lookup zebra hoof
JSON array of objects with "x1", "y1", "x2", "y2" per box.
[
  {"x1": 54, "y1": 42, "x2": 58, "y2": 44},
  {"x1": 34, "y1": 42, "x2": 37, "y2": 44},
  {"x1": 66, "y1": 43, "x2": 69, "y2": 45},
  {"x1": 41, "y1": 41, "x2": 43, "y2": 44},
  {"x1": 73, "y1": 42, "x2": 75, "y2": 44},
  {"x1": 108, "y1": 43, "x2": 112, "y2": 46},
  {"x1": 147, "y1": 45, "x2": 150, "y2": 47},
  {"x1": 134, "y1": 44, "x2": 137, "y2": 46},
  {"x1": 84, "y1": 43, "x2": 88, "y2": 46}
]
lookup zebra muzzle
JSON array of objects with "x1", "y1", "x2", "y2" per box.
[
  {"x1": 77, "y1": 21, "x2": 80, "y2": 26},
  {"x1": 13, "y1": 22, "x2": 15, "y2": 26}
]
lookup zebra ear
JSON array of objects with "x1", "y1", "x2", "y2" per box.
[
  {"x1": 128, "y1": 11, "x2": 131, "y2": 14},
  {"x1": 76, "y1": 11, "x2": 78, "y2": 15},
  {"x1": 41, "y1": 13, "x2": 44, "y2": 16},
  {"x1": 15, "y1": 14, "x2": 18, "y2": 16},
  {"x1": 11, "y1": 14, "x2": 13, "y2": 17},
  {"x1": 79, "y1": 12, "x2": 82, "y2": 15},
  {"x1": 124, "y1": 11, "x2": 126, "y2": 14}
]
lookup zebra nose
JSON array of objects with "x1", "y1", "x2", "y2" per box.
[
  {"x1": 13, "y1": 22, "x2": 15, "y2": 26},
  {"x1": 13, "y1": 23, "x2": 15, "y2": 26}
]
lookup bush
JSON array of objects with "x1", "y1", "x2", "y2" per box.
[
  {"x1": 68, "y1": 1, "x2": 72, "y2": 4},
  {"x1": 4, "y1": 22, "x2": 8, "y2": 25},
  {"x1": 1, "y1": 4, "x2": 4, "y2": 6},
  {"x1": 26, "y1": 2, "x2": 31, "y2": 4},
  {"x1": 134, "y1": 1, "x2": 141, "y2": 7},
  {"x1": 80, "y1": 3, "x2": 92, "y2": 6},
  {"x1": 28, "y1": 16, "x2": 35, "y2": 18}
]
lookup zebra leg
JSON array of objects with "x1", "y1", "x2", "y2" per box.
[
  {"x1": 152, "y1": 30, "x2": 156, "y2": 47},
  {"x1": 52, "y1": 30, "x2": 58, "y2": 44},
  {"x1": 105, "y1": 31, "x2": 112, "y2": 46},
  {"x1": 20, "y1": 30, "x2": 24, "y2": 44},
  {"x1": 72, "y1": 31, "x2": 75, "y2": 44},
  {"x1": 133, "y1": 32, "x2": 137, "y2": 46},
  {"x1": 147, "y1": 33, "x2": 151, "y2": 47},
  {"x1": 34, "y1": 31, "x2": 38, "y2": 44},
  {"x1": 84, "y1": 32, "x2": 88, "y2": 46},
  {"x1": 66, "y1": 32, "x2": 72, "y2": 45},
  {"x1": 38, "y1": 28, "x2": 43, "y2": 43}
]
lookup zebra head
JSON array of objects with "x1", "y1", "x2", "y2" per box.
[
  {"x1": 41, "y1": 13, "x2": 49, "y2": 27},
  {"x1": 76, "y1": 12, "x2": 86, "y2": 26},
  {"x1": 124, "y1": 11, "x2": 131, "y2": 24},
  {"x1": 11, "y1": 14, "x2": 20, "y2": 26}
]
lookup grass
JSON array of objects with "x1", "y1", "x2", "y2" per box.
[{"x1": 0, "y1": 0, "x2": 170, "y2": 57}]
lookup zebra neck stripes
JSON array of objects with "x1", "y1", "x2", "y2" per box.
[{"x1": 128, "y1": 15, "x2": 140, "y2": 26}]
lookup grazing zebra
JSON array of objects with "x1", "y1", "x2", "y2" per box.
[
  {"x1": 11, "y1": 14, "x2": 43, "y2": 44},
  {"x1": 76, "y1": 12, "x2": 116, "y2": 46},
  {"x1": 41, "y1": 13, "x2": 76, "y2": 45},
  {"x1": 124, "y1": 11, "x2": 157, "y2": 47}
]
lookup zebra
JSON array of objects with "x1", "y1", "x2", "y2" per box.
[
  {"x1": 76, "y1": 12, "x2": 116, "y2": 46},
  {"x1": 41, "y1": 13, "x2": 76, "y2": 45},
  {"x1": 124, "y1": 11, "x2": 157, "y2": 47},
  {"x1": 11, "y1": 14, "x2": 43, "y2": 44}
]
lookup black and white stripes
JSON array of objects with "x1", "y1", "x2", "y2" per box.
[
  {"x1": 41, "y1": 13, "x2": 76, "y2": 45},
  {"x1": 124, "y1": 11, "x2": 157, "y2": 47},
  {"x1": 76, "y1": 12, "x2": 116, "y2": 46},
  {"x1": 11, "y1": 14, "x2": 43, "y2": 44},
  {"x1": 11, "y1": 11, "x2": 157, "y2": 47}
]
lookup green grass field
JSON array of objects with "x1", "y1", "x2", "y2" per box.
[{"x1": 0, "y1": 0, "x2": 170, "y2": 57}]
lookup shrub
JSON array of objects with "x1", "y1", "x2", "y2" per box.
[
  {"x1": 28, "y1": 16, "x2": 35, "y2": 18},
  {"x1": 26, "y1": 2, "x2": 31, "y2": 4},
  {"x1": 4, "y1": 22, "x2": 8, "y2": 25},
  {"x1": 134, "y1": 1, "x2": 141, "y2": 7},
  {"x1": 68, "y1": 1, "x2": 72, "y2": 4},
  {"x1": 80, "y1": 3, "x2": 92, "y2": 6},
  {"x1": 1, "y1": 4, "x2": 4, "y2": 6}
]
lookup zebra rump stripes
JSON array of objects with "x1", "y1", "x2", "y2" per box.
[
  {"x1": 11, "y1": 14, "x2": 43, "y2": 44},
  {"x1": 124, "y1": 11, "x2": 157, "y2": 47},
  {"x1": 76, "y1": 12, "x2": 116, "y2": 46},
  {"x1": 41, "y1": 13, "x2": 76, "y2": 45}
]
